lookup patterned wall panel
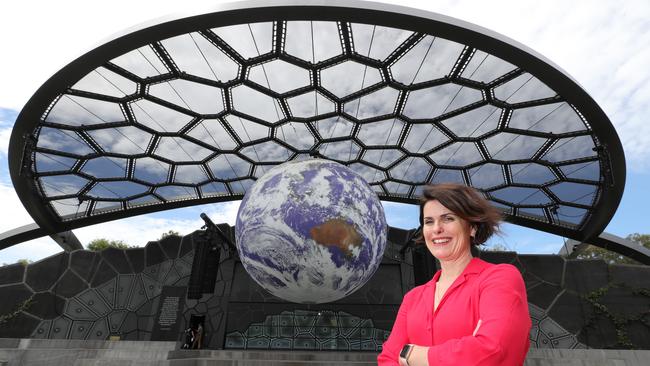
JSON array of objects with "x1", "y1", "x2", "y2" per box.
[{"x1": 226, "y1": 310, "x2": 390, "y2": 351}]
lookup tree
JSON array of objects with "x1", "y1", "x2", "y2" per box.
[
  {"x1": 1, "y1": 259, "x2": 32, "y2": 267},
  {"x1": 17, "y1": 259, "x2": 32, "y2": 266},
  {"x1": 86, "y1": 238, "x2": 131, "y2": 251},
  {"x1": 481, "y1": 243, "x2": 510, "y2": 252},
  {"x1": 159, "y1": 230, "x2": 181, "y2": 240},
  {"x1": 576, "y1": 233, "x2": 650, "y2": 265}
]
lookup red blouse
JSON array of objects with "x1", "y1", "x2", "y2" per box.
[{"x1": 378, "y1": 258, "x2": 531, "y2": 366}]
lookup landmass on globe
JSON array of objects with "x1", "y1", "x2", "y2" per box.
[{"x1": 309, "y1": 218, "x2": 363, "y2": 258}]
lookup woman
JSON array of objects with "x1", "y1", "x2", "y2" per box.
[{"x1": 378, "y1": 183, "x2": 531, "y2": 366}]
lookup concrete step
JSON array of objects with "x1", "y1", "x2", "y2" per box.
[
  {"x1": 0, "y1": 340, "x2": 176, "y2": 366},
  {"x1": 3, "y1": 339, "x2": 650, "y2": 366},
  {"x1": 166, "y1": 350, "x2": 377, "y2": 366},
  {"x1": 0, "y1": 338, "x2": 176, "y2": 351},
  {"x1": 0, "y1": 349, "x2": 171, "y2": 366},
  {"x1": 168, "y1": 350, "x2": 377, "y2": 362},
  {"x1": 76, "y1": 361, "x2": 374, "y2": 366},
  {"x1": 74, "y1": 360, "x2": 171, "y2": 366},
  {"x1": 168, "y1": 361, "x2": 374, "y2": 366}
]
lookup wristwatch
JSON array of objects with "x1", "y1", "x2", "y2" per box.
[{"x1": 399, "y1": 344, "x2": 413, "y2": 366}]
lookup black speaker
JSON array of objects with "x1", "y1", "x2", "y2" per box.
[{"x1": 187, "y1": 233, "x2": 222, "y2": 299}]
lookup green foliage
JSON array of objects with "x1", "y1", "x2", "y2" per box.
[
  {"x1": 582, "y1": 285, "x2": 637, "y2": 348},
  {"x1": 576, "y1": 233, "x2": 650, "y2": 265},
  {"x1": 159, "y1": 230, "x2": 181, "y2": 240},
  {"x1": 1, "y1": 259, "x2": 32, "y2": 267},
  {"x1": 86, "y1": 238, "x2": 131, "y2": 251},
  {"x1": 481, "y1": 243, "x2": 510, "y2": 252},
  {"x1": 0, "y1": 296, "x2": 33, "y2": 325}
]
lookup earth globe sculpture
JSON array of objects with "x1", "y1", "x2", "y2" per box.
[{"x1": 235, "y1": 159, "x2": 387, "y2": 303}]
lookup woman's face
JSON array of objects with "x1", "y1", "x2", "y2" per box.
[{"x1": 422, "y1": 200, "x2": 476, "y2": 261}]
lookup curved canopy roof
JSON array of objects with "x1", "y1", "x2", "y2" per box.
[{"x1": 7, "y1": 0, "x2": 625, "y2": 246}]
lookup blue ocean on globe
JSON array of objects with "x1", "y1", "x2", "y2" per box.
[{"x1": 235, "y1": 159, "x2": 387, "y2": 304}]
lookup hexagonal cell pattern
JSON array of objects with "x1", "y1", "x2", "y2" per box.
[
  {"x1": 248, "y1": 60, "x2": 310, "y2": 94},
  {"x1": 45, "y1": 95, "x2": 125, "y2": 127},
  {"x1": 22, "y1": 18, "x2": 609, "y2": 232},
  {"x1": 148, "y1": 79, "x2": 225, "y2": 114},
  {"x1": 344, "y1": 87, "x2": 399, "y2": 120},
  {"x1": 429, "y1": 142, "x2": 483, "y2": 167},
  {"x1": 320, "y1": 61, "x2": 383, "y2": 98},
  {"x1": 391, "y1": 36, "x2": 464, "y2": 84},
  {"x1": 285, "y1": 21, "x2": 342, "y2": 63},
  {"x1": 211, "y1": 22, "x2": 274, "y2": 59},
  {"x1": 161, "y1": 32, "x2": 239, "y2": 82},
  {"x1": 287, "y1": 91, "x2": 336, "y2": 119},
  {"x1": 402, "y1": 84, "x2": 482, "y2": 119},
  {"x1": 240, "y1": 141, "x2": 293, "y2": 163},
  {"x1": 88, "y1": 126, "x2": 153, "y2": 155},
  {"x1": 357, "y1": 119, "x2": 404, "y2": 146}
]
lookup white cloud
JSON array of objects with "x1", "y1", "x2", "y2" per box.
[
  {"x1": 0, "y1": 180, "x2": 63, "y2": 264},
  {"x1": 1, "y1": 1, "x2": 206, "y2": 111},
  {"x1": 72, "y1": 201, "x2": 240, "y2": 248},
  {"x1": 0, "y1": 238, "x2": 63, "y2": 266},
  {"x1": 0, "y1": 126, "x2": 10, "y2": 159},
  {"x1": 0, "y1": 181, "x2": 40, "y2": 231},
  {"x1": 0, "y1": 197, "x2": 240, "y2": 264}
]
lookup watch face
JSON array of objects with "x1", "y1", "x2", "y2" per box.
[{"x1": 400, "y1": 344, "x2": 411, "y2": 358}]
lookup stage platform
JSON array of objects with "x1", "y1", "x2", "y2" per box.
[{"x1": 1, "y1": 339, "x2": 649, "y2": 365}]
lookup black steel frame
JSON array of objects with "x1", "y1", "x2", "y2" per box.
[{"x1": 5, "y1": 0, "x2": 626, "y2": 253}]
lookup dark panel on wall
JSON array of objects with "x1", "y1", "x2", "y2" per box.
[
  {"x1": 0, "y1": 263, "x2": 25, "y2": 285},
  {"x1": 90, "y1": 260, "x2": 117, "y2": 287},
  {"x1": 70, "y1": 250, "x2": 99, "y2": 282},
  {"x1": 609, "y1": 264, "x2": 650, "y2": 288},
  {"x1": 26, "y1": 292, "x2": 65, "y2": 320},
  {"x1": 53, "y1": 270, "x2": 88, "y2": 298},
  {"x1": 1, "y1": 312, "x2": 41, "y2": 338},
  {"x1": 102, "y1": 248, "x2": 133, "y2": 274},
  {"x1": 179, "y1": 235, "x2": 195, "y2": 259},
  {"x1": 25, "y1": 252, "x2": 68, "y2": 292},
  {"x1": 126, "y1": 248, "x2": 145, "y2": 273},
  {"x1": 518, "y1": 255, "x2": 564, "y2": 285},
  {"x1": 145, "y1": 241, "x2": 168, "y2": 267},
  {"x1": 159, "y1": 236, "x2": 182, "y2": 260},
  {"x1": 0, "y1": 283, "x2": 33, "y2": 314},
  {"x1": 547, "y1": 292, "x2": 594, "y2": 334},
  {"x1": 564, "y1": 260, "x2": 608, "y2": 293},
  {"x1": 578, "y1": 313, "x2": 618, "y2": 348}
]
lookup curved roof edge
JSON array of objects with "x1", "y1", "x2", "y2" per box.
[{"x1": 7, "y1": 0, "x2": 625, "y2": 248}]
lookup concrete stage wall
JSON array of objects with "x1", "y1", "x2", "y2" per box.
[{"x1": 0, "y1": 226, "x2": 648, "y2": 352}]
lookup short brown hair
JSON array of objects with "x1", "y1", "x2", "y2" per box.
[{"x1": 416, "y1": 183, "x2": 501, "y2": 245}]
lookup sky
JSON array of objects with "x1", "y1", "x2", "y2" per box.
[{"x1": 1, "y1": 0, "x2": 649, "y2": 264}]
